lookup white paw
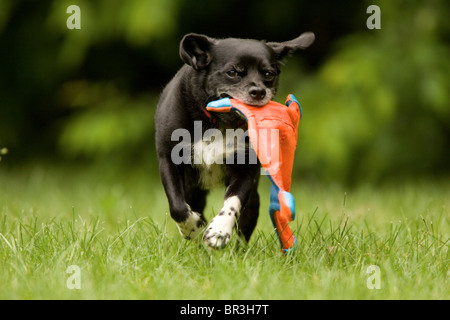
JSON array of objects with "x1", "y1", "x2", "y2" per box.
[
  {"x1": 176, "y1": 210, "x2": 206, "y2": 240},
  {"x1": 204, "y1": 214, "x2": 235, "y2": 249},
  {"x1": 204, "y1": 196, "x2": 241, "y2": 249}
]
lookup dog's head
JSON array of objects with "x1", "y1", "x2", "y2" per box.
[{"x1": 180, "y1": 32, "x2": 315, "y2": 106}]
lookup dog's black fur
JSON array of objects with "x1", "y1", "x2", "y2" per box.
[{"x1": 155, "y1": 32, "x2": 315, "y2": 249}]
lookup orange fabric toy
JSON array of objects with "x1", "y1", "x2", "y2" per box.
[{"x1": 206, "y1": 94, "x2": 302, "y2": 252}]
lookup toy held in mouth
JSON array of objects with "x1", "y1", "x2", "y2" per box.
[{"x1": 206, "y1": 94, "x2": 302, "y2": 252}]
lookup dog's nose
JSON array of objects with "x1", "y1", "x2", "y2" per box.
[{"x1": 248, "y1": 87, "x2": 266, "y2": 100}]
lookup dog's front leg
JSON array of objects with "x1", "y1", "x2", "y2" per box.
[
  {"x1": 203, "y1": 165, "x2": 259, "y2": 249},
  {"x1": 158, "y1": 156, "x2": 206, "y2": 240},
  {"x1": 203, "y1": 195, "x2": 241, "y2": 249}
]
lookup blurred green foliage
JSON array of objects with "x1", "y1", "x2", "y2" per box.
[
  {"x1": 0, "y1": 0, "x2": 448, "y2": 184},
  {"x1": 58, "y1": 81, "x2": 157, "y2": 157},
  {"x1": 283, "y1": 1, "x2": 450, "y2": 183}
]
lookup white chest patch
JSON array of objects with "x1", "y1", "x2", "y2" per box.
[
  {"x1": 191, "y1": 138, "x2": 225, "y2": 189},
  {"x1": 192, "y1": 129, "x2": 248, "y2": 189},
  {"x1": 196, "y1": 162, "x2": 225, "y2": 189}
]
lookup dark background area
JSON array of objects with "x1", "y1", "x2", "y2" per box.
[{"x1": 0, "y1": 0, "x2": 449, "y2": 185}]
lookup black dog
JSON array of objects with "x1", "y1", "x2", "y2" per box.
[{"x1": 155, "y1": 32, "x2": 314, "y2": 249}]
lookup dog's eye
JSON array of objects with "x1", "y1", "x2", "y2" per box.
[
  {"x1": 263, "y1": 71, "x2": 276, "y2": 81},
  {"x1": 226, "y1": 70, "x2": 238, "y2": 78}
]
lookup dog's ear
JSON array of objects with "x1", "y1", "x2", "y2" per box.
[
  {"x1": 180, "y1": 33, "x2": 215, "y2": 70},
  {"x1": 267, "y1": 32, "x2": 315, "y2": 61}
]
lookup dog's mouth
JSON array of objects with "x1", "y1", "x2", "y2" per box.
[
  {"x1": 217, "y1": 92, "x2": 272, "y2": 107},
  {"x1": 218, "y1": 93, "x2": 233, "y2": 100}
]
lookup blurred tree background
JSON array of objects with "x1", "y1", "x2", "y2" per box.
[{"x1": 0, "y1": 0, "x2": 449, "y2": 185}]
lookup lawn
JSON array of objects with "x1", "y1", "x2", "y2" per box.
[{"x1": 0, "y1": 165, "x2": 448, "y2": 299}]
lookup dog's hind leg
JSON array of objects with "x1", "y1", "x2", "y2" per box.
[{"x1": 236, "y1": 185, "x2": 260, "y2": 243}]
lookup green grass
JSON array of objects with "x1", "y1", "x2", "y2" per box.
[{"x1": 0, "y1": 165, "x2": 448, "y2": 299}]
